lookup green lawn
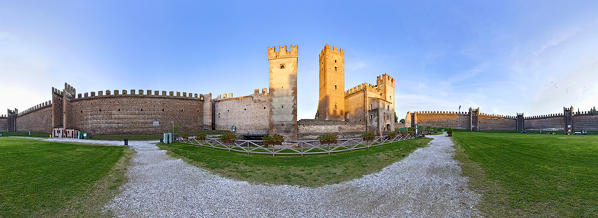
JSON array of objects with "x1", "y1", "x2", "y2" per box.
[
  {"x1": 0, "y1": 131, "x2": 50, "y2": 138},
  {"x1": 453, "y1": 132, "x2": 598, "y2": 217},
  {"x1": 0, "y1": 137, "x2": 128, "y2": 217},
  {"x1": 159, "y1": 137, "x2": 431, "y2": 187}
]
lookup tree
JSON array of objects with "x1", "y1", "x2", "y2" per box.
[
  {"x1": 591, "y1": 106, "x2": 597, "y2": 114},
  {"x1": 394, "y1": 112, "x2": 398, "y2": 123},
  {"x1": 400, "y1": 119, "x2": 405, "y2": 124}
]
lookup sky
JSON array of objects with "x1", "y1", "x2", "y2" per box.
[{"x1": 1, "y1": 0, "x2": 598, "y2": 119}]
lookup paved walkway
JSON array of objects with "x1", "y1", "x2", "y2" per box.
[{"x1": 92, "y1": 135, "x2": 479, "y2": 217}]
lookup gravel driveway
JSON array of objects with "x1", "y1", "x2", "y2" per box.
[{"x1": 103, "y1": 135, "x2": 479, "y2": 217}]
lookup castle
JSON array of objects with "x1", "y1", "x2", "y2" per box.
[
  {"x1": 0, "y1": 45, "x2": 396, "y2": 139},
  {"x1": 315, "y1": 45, "x2": 395, "y2": 134}
]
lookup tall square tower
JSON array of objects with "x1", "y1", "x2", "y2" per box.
[
  {"x1": 268, "y1": 45, "x2": 298, "y2": 140},
  {"x1": 317, "y1": 44, "x2": 345, "y2": 120}
]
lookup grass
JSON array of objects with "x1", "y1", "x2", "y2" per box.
[
  {"x1": 453, "y1": 132, "x2": 598, "y2": 217},
  {"x1": 0, "y1": 131, "x2": 50, "y2": 138},
  {"x1": 158, "y1": 137, "x2": 431, "y2": 187},
  {"x1": 0, "y1": 137, "x2": 129, "y2": 217}
]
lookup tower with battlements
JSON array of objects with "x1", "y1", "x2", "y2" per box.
[
  {"x1": 317, "y1": 44, "x2": 345, "y2": 120},
  {"x1": 268, "y1": 45, "x2": 298, "y2": 140}
]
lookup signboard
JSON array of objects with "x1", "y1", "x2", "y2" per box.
[
  {"x1": 231, "y1": 125, "x2": 236, "y2": 132},
  {"x1": 153, "y1": 121, "x2": 160, "y2": 126}
]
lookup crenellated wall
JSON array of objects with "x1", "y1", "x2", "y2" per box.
[
  {"x1": 16, "y1": 103, "x2": 53, "y2": 133},
  {"x1": 213, "y1": 90, "x2": 269, "y2": 135},
  {"x1": 573, "y1": 113, "x2": 598, "y2": 130},
  {"x1": 407, "y1": 107, "x2": 598, "y2": 132},
  {"x1": 68, "y1": 90, "x2": 205, "y2": 135},
  {"x1": 0, "y1": 116, "x2": 7, "y2": 132}
]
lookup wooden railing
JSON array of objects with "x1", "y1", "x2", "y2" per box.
[{"x1": 179, "y1": 134, "x2": 420, "y2": 156}]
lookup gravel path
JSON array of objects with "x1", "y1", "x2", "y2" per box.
[{"x1": 102, "y1": 135, "x2": 479, "y2": 217}]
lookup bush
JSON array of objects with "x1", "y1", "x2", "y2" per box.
[
  {"x1": 388, "y1": 131, "x2": 397, "y2": 138},
  {"x1": 362, "y1": 132, "x2": 375, "y2": 141},
  {"x1": 262, "y1": 134, "x2": 284, "y2": 145},
  {"x1": 447, "y1": 128, "x2": 453, "y2": 137},
  {"x1": 220, "y1": 133, "x2": 237, "y2": 142},
  {"x1": 182, "y1": 133, "x2": 190, "y2": 139},
  {"x1": 318, "y1": 134, "x2": 338, "y2": 144},
  {"x1": 408, "y1": 127, "x2": 415, "y2": 135},
  {"x1": 196, "y1": 133, "x2": 206, "y2": 141}
]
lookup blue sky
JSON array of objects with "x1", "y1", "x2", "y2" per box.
[{"x1": 1, "y1": 0, "x2": 598, "y2": 119}]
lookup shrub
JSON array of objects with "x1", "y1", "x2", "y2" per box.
[
  {"x1": 408, "y1": 127, "x2": 415, "y2": 135},
  {"x1": 182, "y1": 133, "x2": 190, "y2": 139},
  {"x1": 318, "y1": 134, "x2": 338, "y2": 144},
  {"x1": 262, "y1": 134, "x2": 284, "y2": 145},
  {"x1": 196, "y1": 133, "x2": 206, "y2": 141},
  {"x1": 362, "y1": 132, "x2": 375, "y2": 141},
  {"x1": 220, "y1": 133, "x2": 237, "y2": 142},
  {"x1": 388, "y1": 131, "x2": 397, "y2": 138},
  {"x1": 447, "y1": 128, "x2": 453, "y2": 137}
]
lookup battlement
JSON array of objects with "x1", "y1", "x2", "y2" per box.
[
  {"x1": 71, "y1": 88, "x2": 206, "y2": 101},
  {"x1": 413, "y1": 110, "x2": 470, "y2": 115},
  {"x1": 64, "y1": 83, "x2": 76, "y2": 97},
  {"x1": 525, "y1": 113, "x2": 564, "y2": 119},
  {"x1": 268, "y1": 45, "x2": 298, "y2": 59},
  {"x1": 52, "y1": 87, "x2": 63, "y2": 96},
  {"x1": 479, "y1": 113, "x2": 516, "y2": 119},
  {"x1": 345, "y1": 82, "x2": 384, "y2": 96},
  {"x1": 19, "y1": 100, "x2": 52, "y2": 116},
  {"x1": 376, "y1": 73, "x2": 395, "y2": 85},
  {"x1": 319, "y1": 44, "x2": 344, "y2": 57}
]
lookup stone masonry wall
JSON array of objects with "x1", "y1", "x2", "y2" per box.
[
  {"x1": 0, "y1": 117, "x2": 7, "y2": 132},
  {"x1": 69, "y1": 94, "x2": 204, "y2": 135},
  {"x1": 479, "y1": 117, "x2": 516, "y2": 131},
  {"x1": 573, "y1": 114, "x2": 598, "y2": 131},
  {"x1": 298, "y1": 119, "x2": 365, "y2": 139},
  {"x1": 214, "y1": 93, "x2": 269, "y2": 135},
  {"x1": 412, "y1": 112, "x2": 470, "y2": 129},
  {"x1": 16, "y1": 106, "x2": 52, "y2": 133},
  {"x1": 524, "y1": 116, "x2": 564, "y2": 130}
]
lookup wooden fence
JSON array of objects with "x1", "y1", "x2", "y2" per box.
[{"x1": 179, "y1": 134, "x2": 420, "y2": 156}]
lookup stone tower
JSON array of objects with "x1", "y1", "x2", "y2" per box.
[
  {"x1": 376, "y1": 73, "x2": 395, "y2": 113},
  {"x1": 268, "y1": 45, "x2": 298, "y2": 140},
  {"x1": 317, "y1": 44, "x2": 345, "y2": 120}
]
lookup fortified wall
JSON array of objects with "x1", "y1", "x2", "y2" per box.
[
  {"x1": 0, "y1": 114, "x2": 7, "y2": 132},
  {"x1": 298, "y1": 119, "x2": 365, "y2": 139},
  {"x1": 406, "y1": 106, "x2": 598, "y2": 133}
]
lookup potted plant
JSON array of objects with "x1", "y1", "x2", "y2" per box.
[
  {"x1": 262, "y1": 134, "x2": 284, "y2": 146},
  {"x1": 318, "y1": 134, "x2": 338, "y2": 145},
  {"x1": 447, "y1": 128, "x2": 453, "y2": 137},
  {"x1": 220, "y1": 133, "x2": 237, "y2": 143},
  {"x1": 362, "y1": 132, "x2": 375, "y2": 141}
]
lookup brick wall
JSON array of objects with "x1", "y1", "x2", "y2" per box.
[
  {"x1": 412, "y1": 112, "x2": 470, "y2": 129},
  {"x1": 0, "y1": 118, "x2": 7, "y2": 132},
  {"x1": 16, "y1": 106, "x2": 52, "y2": 133},
  {"x1": 214, "y1": 94, "x2": 269, "y2": 135},
  {"x1": 524, "y1": 116, "x2": 564, "y2": 130},
  {"x1": 479, "y1": 117, "x2": 516, "y2": 131},
  {"x1": 298, "y1": 119, "x2": 365, "y2": 139},
  {"x1": 69, "y1": 96, "x2": 204, "y2": 135},
  {"x1": 573, "y1": 114, "x2": 598, "y2": 131}
]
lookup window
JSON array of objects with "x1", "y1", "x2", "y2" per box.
[
  {"x1": 334, "y1": 104, "x2": 337, "y2": 110},
  {"x1": 369, "y1": 104, "x2": 372, "y2": 110},
  {"x1": 387, "y1": 105, "x2": 390, "y2": 110},
  {"x1": 334, "y1": 59, "x2": 337, "y2": 63},
  {"x1": 334, "y1": 66, "x2": 337, "y2": 71},
  {"x1": 280, "y1": 64, "x2": 285, "y2": 69},
  {"x1": 334, "y1": 84, "x2": 337, "y2": 90},
  {"x1": 370, "y1": 114, "x2": 374, "y2": 120}
]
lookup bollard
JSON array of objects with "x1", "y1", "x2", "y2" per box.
[{"x1": 124, "y1": 138, "x2": 128, "y2": 146}]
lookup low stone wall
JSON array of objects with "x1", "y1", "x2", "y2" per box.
[
  {"x1": 298, "y1": 119, "x2": 365, "y2": 139},
  {"x1": 16, "y1": 106, "x2": 52, "y2": 133}
]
